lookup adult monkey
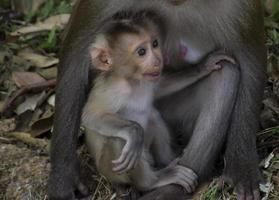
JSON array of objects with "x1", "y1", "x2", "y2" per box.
[{"x1": 48, "y1": 0, "x2": 266, "y2": 200}]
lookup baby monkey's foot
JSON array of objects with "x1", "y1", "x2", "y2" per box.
[{"x1": 204, "y1": 51, "x2": 236, "y2": 71}]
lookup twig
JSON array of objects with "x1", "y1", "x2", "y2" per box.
[
  {"x1": 2, "y1": 79, "x2": 56, "y2": 112},
  {"x1": 7, "y1": 131, "x2": 49, "y2": 150}
]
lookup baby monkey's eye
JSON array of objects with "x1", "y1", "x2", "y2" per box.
[
  {"x1": 137, "y1": 48, "x2": 146, "y2": 56},
  {"x1": 152, "y1": 39, "x2": 159, "y2": 48}
]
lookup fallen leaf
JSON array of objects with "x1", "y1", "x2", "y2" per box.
[
  {"x1": 38, "y1": 67, "x2": 57, "y2": 79},
  {"x1": 29, "y1": 109, "x2": 44, "y2": 128},
  {"x1": 16, "y1": 92, "x2": 46, "y2": 115},
  {"x1": 12, "y1": 72, "x2": 46, "y2": 88},
  {"x1": 260, "y1": 182, "x2": 274, "y2": 200},
  {"x1": 12, "y1": 55, "x2": 33, "y2": 70},
  {"x1": 30, "y1": 108, "x2": 54, "y2": 137},
  {"x1": 11, "y1": 14, "x2": 70, "y2": 36},
  {"x1": 47, "y1": 94, "x2": 55, "y2": 107},
  {"x1": 264, "y1": 152, "x2": 275, "y2": 168},
  {"x1": 18, "y1": 49, "x2": 59, "y2": 68}
]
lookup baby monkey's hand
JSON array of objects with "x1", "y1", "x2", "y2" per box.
[
  {"x1": 202, "y1": 50, "x2": 236, "y2": 72},
  {"x1": 112, "y1": 122, "x2": 144, "y2": 173}
]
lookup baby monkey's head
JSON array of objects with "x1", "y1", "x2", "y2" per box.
[{"x1": 90, "y1": 10, "x2": 164, "y2": 82}]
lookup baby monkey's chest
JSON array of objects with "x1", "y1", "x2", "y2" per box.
[{"x1": 120, "y1": 90, "x2": 154, "y2": 129}]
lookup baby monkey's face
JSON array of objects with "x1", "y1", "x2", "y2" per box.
[
  {"x1": 90, "y1": 26, "x2": 164, "y2": 82},
  {"x1": 114, "y1": 31, "x2": 163, "y2": 82}
]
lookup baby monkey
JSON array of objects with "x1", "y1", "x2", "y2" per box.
[{"x1": 82, "y1": 11, "x2": 235, "y2": 192}]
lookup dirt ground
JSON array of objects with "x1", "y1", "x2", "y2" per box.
[{"x1": 0, "y1": 143, "x2": 49, "y2": 200}]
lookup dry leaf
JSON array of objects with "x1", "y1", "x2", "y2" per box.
[
  {"x1": 18, "y1": 49, "x2": 59, "y2": 68},
  {"x1": 30, "y1": 108, "x2": 54, "y2": 137},
  {"x1": 16, "y1": 92, "x2": 46, "y2": 115},
  {"x1": 12, "y1": 72, "x2": 46, "y2": 88},
  {"x1": 260, "y1": 182, "x2": 274, "y2": 200},
  {"x1": 12, "y1": 55, "x2": 33, "y2": 70},
  {"x1": 264, "y1": 152, "x2": 275, "y2": 168},
  {"x1": 38, "y1": 67, "x2": 58, "y2": 79},
  {"x1": 11, "y1": 14, "x2": 70, "y2": 36},
  {"x1": 47, "y1": 94, "x2": 55, "y2": 107}
]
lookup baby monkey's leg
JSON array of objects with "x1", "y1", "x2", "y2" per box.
[
  {"x1": 125, "y1": 110, "x2": 198, "y2": 193},
  {"x1": 88, "y1": 132, "x2": 198, "y2": 193},
  {"x1": 147, "y1": 109, "x2": 175, "y2": 167},
  {"x1": 145, "y1": 109, "x2": 198, "y2": 193}
]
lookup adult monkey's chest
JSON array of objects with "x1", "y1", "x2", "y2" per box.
[
  {"x1": 102, "y1": 0, "x2": 216, "y2": 67},
  {"x1": 158, "y1": 2, "x2": 216, "y2": 67},
  {"x1": 132, "y1": 0, "x2": 216, "y2": 67}
]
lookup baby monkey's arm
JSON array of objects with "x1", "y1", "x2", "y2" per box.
[
  {"x1": 83, "y1": 112, "x2": 144, "y2": 173},
  {"x1": 156, "y1": 51, "x2": 236, "y2": 98}
]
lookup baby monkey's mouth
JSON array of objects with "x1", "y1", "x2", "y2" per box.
[{"x1": 143, "y1": 71, "x2": 161, "y2": 79}]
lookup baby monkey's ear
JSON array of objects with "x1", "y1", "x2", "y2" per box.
[{"x1": 90, "y1": 35, "x2": 113, "y2": 71}]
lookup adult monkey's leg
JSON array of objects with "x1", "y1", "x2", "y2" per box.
[
  {"x1": 140, "y1": 63, "x2": 240, "y2": 200},
  {"x1": 178, "y1": 64, "x2": 241, "y2": 179},
  {"x1": 223, "y1": 50, "x2": 266, "y2": 200},
  {"x1": 220, "y1": 3, "x2": 266, "y2": 199},
  {"x1": 48, "y1": 59, "x2": 90, "y2": 200},
  {"x1": 48, "y1": 0, "x2": 106, "y2": 199}
]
